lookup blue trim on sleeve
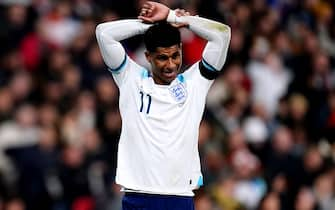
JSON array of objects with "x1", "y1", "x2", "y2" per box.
[
  {"x1": 108, "y1": 54, "x2": 127, "y2": 73},
  {"x1": 201, "y1": 59, "x2": 218, "y2": 72},
  {"x1": 197, "y1": 176, "x2": 203, "y2": 187}
]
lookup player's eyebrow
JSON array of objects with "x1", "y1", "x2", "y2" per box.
[{"x1": 156, "y1": 54, "x2": 169, "y2": 60}]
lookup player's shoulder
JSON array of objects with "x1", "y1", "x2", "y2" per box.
[
  {"x1": 181, "y1": 61, "x2": 216, "y2": 89},
  {"x1": 182, "y1": 61, "x2": 212, "y2": 81},
  {"x1": 115, "y1": 56, "x2": 146, "y2": 75},
  {"x1": 182, "y1": 62, "x2": 200, "y2": 77},
  {"x1": 183, "y1": 60, "x2": 220, "y2": 81},
  {"x1": 111, "y1": 56, "x2": 149, "y2": 87}
]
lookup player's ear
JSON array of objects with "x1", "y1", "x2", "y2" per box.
[{"x1": 145, "y1": 51, "x2": 152, "y2": 63}]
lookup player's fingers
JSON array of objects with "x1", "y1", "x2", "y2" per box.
[
  {"x1": 171, "y1": 22, "x2": 188, "y2": 28},
  {"x1": 140, "y1": 8, "x2": 152, "y2": 17},
  {"x1": 139, "y1": 9, "x2": 146, "y2": 16},
  {"x1": 147, "y1": 8, "x2": 153, "y2": 14},
  {"x1": 175, "y1": 8, "x2": 181, "y2": 17},
  {"x1": 145, "y1": 1, "x2": 154, "y2": 5},
  {"x1": 175, "y1": 9, "x2": 189, "y2": 17},
  {"x1": 142, "y1": 2, "x2": 154, "y2": 10},
  {"x1": 141, "y1": 3, "x2": 155, "y2": 13},
  {"x1": 142, "y1": 2, "x2": 151, "y2": 8},
  {"x1": 138, "y1": 15, "x2": 154, "y2": 23}
]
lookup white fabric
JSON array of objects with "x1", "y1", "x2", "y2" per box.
[
  {"x1": 168, "y1": 10, "x2": 231, "y2": 70},
  {"x1": 95, "y1": 15, "x2": 230, "y2": 196},
  {"x1": 95, "y1": 20, "x2": 151, "y2": 70},
  {"x1": 247, "y1": 60, "x2": 291, "y2": 117},
  {"x1": 0, "y1": 121, "x2": 40, "y2": 186},
  {"x1": 242, "y1": 116, "x2": 268, "y2": 143},
  {"x1": 112, "y1": 59, "x2": 210, "y2": 196},
  {"x1": 96, "y1": 12, "x2": 231, "y2": 73},
  {"x1": 233, "y1": 179, "x2": 266, "y2": 210},
  {"x1": 41, "y1": 18, "x2": 80, "y2": 47}
]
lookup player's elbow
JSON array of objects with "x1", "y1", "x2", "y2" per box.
[
  {"x1": 217, "y1": 25, "x2": 231, "y2": 56},
  {"x1": 218, "y1": 24, "x2": 231, "y2": 46},
  {"x1": 96, "y1": 23, "x2": 112, "y2": 37},
  {"x1": 225, "y1": 25, "x2": 231, "y2": 44},
  {"x1": 95, "y1": 23, "x2": 114, "y2": 45},
  {"x1": 214, "y1": 26, "x2": 231, "y2": 70}
]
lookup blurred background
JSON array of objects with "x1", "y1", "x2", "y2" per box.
[{"x1": 0, "y1": 0, "x2": 334, "y2": 210}]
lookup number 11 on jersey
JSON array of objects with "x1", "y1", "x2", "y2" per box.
[{"x1": 139, "y1": 91, "x2": 151, "y2": 114}]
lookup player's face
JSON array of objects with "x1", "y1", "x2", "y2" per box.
[{"x1": 146, "y1": 44, "x2": 182, "y2": 85}]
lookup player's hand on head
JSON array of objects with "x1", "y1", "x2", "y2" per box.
[
  {"x1": 138, "y1": 1, "x2": 170, "y2": 23},
  {"x1": 171, "y1": 8, "x2": 190, "y2": 28},
  {"x1": 175, "y1": 9, "x2": 190, "y2": 17}
]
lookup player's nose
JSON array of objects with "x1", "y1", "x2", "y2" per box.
[{"x1": 167, "y1": 58, "x2": 177, "y2": 69}]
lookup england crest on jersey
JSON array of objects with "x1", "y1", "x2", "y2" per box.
[{"x1": 168, "y1": 82, "x2": 187, "y2": 104}]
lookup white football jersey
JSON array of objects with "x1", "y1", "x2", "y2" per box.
[
  {"x1": 112, "y1": 56, "x2": 213, "y2": 196},
  {"x1": 95, "y1": 10, "x2": 231, "y2": 196}
]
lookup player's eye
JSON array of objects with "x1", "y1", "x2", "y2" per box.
[
  {"x1": 157, "y1": 55, "x2": 168, "y2": 61},
  {"x1": 172, "y1": 52, "x2": 180, "y2": 60}
]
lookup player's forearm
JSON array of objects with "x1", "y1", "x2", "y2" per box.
[
  {"x1": 167, "y1": 11, "x2": 231, "y2": 71},
  {"x1": 96, "y1": 19, "x2": 150, "y2": 41},
  {"x1": 95, "y1": 20, "x2": 151, "y2": 69}
]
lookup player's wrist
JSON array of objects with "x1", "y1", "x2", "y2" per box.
[{"x1": 167, "y1": 10, "x2": 177, "y2": 23}]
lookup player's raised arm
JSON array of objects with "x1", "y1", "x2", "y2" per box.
[
  {"x1": 95, "y1": 20, "x2": 151, "y2": 72},
  {"x1": 139, "y1": 1, "x2": 231, "y2": 80},
  {"x1": 176, "y1": 15, "x2": 231, "y2": 78}
]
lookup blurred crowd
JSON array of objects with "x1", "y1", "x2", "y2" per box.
[{"x1": 0, "y1": 0, "x2": 334, "y2": 210}]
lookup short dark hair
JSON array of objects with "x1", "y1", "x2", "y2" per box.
[{"x1": 144, "y1": 21, "x2": 181, "y2": 52}]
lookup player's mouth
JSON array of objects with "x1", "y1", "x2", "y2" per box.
[{"x1": 162, "y1": 70, "x2": 177, "y2": 79}]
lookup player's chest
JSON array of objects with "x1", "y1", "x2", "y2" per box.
[
  {"x1": 141, "y1": 82, "x2": 188, "y2": 115},
  {"x1": 123, "y1": 77, "x2": 192, "y2": 117}
]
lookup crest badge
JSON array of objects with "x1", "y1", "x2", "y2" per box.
[{"x1": 168, "y1": 82, "x2": 187, "y2": 103}]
